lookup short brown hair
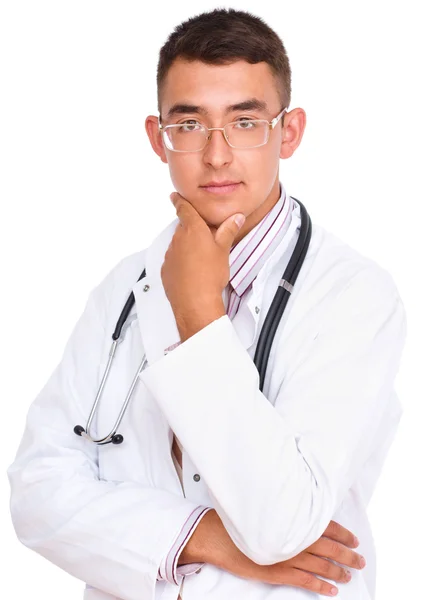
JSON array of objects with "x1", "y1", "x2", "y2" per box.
[{"x1": 156, "y1": 8, "x2": 291, "y2": 125}]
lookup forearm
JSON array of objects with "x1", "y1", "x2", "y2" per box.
[{"x1": 178, "y1": 508, "x2": 252, "y2": 570}]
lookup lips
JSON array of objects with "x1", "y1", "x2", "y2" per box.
[
  {"x1": 201, "y1": 182, "x2": 242, "y2": 195},
  {"x1": 202, "y1": 180, "x2": 240, "y2": 187}
]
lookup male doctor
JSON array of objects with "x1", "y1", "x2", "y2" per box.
[{"x1": 7, "y1": 7, "x2": 407, "y2": 600}]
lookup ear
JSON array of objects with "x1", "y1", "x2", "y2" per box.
[
  {"x1": 145, "y1": 115, "x2": 168, "y2": 164},
  {"x1": 279, "y1": 107, "x2": 307, "y2": 160}
]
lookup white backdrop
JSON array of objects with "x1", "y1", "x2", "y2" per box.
[{"x1": 1, "y1": 1, "x2": 441, "y2": 598}]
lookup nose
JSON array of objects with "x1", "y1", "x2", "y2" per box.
[{"x1": 202, "y1": 127, "x2": 233, "y2": 167}]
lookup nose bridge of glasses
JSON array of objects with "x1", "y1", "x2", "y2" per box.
[{"x1": 205, "y1": 125, "x2": 232, "y2": 148}]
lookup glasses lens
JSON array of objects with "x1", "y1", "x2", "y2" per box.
[
  {"x1": 163, "y1": 120, "x2": 269, "y2": 151},
  {"x1": 225, "y1": 120, "x2": 268, "y2": 148},
  {"x1": 164, "y1": 123, "x2": 207, "y2": 151}
]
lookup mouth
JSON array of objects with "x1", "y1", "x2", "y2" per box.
[{"x1": 200, "y1": 182, "x2": 242, "y2": 195}]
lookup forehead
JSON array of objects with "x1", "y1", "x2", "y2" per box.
[{"x1": 160, "y1": 58, "x2": 280, "y2": 118}]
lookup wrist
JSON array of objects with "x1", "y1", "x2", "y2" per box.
[
  {"x1": 179, "y1": 508, "x2": 248, "y2": 571},
  {"x1": 178, "y1": 509, "x2": 217, "y2": 565},
  {"x1": 174, "y1": 297, "x2": 225, "y2": 342}
]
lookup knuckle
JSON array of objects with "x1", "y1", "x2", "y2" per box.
[
  {"x1": 298, "y1": 571, "x2": 315, "y2": 587},
  {"x1": 329, "y1": 541, "x2": 343, "y2": 558},
  {"x1": 293, "y1": 569, "x2": 336, "y2": 596}
]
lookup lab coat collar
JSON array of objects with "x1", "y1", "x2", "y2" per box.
[{"x1": 132, "y1": 198, "x2": 302, "y2": 362}]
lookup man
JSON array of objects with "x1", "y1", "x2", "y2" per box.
[{"x1": 7, "y1": 7, "x2": 407, "y2": 600}]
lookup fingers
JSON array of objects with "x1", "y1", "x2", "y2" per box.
[
  {"x1": 310, "y1": 536, "x2": 366, "y2": 571},
  {"x1": 323, "y1": 520, "x2": 359, "y2": 548},
  {"x1": 266, "y1": 564, "x2": 340, "y2": 597},
  {"x1": 175, "y1": 201, "x2": 197, "y2": 228},
  {"x1": 289, "y1": 552, "x2": 353, "y2": 585},
  {"x1": 171, "y1": 194, "x2": 203, "y2": 230},
  {"x1": 214, "y1": 214, "x2": 243, "y2": 251}
]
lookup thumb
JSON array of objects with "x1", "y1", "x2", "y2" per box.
[{"x1": 215, "y1": 213, "x2": 245, "y2": 249}]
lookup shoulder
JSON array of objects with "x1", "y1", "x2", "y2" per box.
[
  {"x1": 304, "y1": 224, "x2": 407, "y2": 349},
  {"x1": 308, "y1": 222, "x2": 402, "y2": 304},
  {"x1": 280, "y1": 221, "x2": 406, "y2": 347}
]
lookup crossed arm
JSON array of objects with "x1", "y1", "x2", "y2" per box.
[{"x1": 178, "y1": 507, "x2": 366, "y2": 596}]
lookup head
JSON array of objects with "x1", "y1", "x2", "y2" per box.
[{"x1": 145, "y1": 8, "x2": 306, "y2": 242}]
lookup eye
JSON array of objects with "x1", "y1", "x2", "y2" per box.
[
  {"x1": 179, "y1": 119, "x2": 204, "y2": 132},
  {"x1": 234, "y1": 118, "x2": 256, "y2": 129}
]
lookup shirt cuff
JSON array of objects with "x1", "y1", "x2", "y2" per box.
[{"x1": 156, "y1": 506, "x2": 212, "y2": 584}]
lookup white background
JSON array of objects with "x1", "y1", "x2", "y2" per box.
[{"x1": 1, "y1": 1, "x2": 441, "y2": 598}]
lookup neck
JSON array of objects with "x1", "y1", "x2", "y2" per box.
[{"x1": 233, "y1": 179, "x2": 281, "y2": 244}]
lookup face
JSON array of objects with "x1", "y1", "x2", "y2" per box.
[{"x1": 145, "y1": 58, "x2": 306, "y2": 243}]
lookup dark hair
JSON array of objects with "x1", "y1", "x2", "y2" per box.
[{"x1": 156, "y1": 8, "x2": 291, "y2": 125}]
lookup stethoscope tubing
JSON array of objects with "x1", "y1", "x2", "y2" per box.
[{"x1": 254, "y1": 198, "x2": 312, "y2": 391}]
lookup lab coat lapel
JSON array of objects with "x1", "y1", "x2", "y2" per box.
[{"x1": 132, "y1": 219, "x2": 182, "y2": 366}]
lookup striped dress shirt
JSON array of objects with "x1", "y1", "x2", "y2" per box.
[{"x1": 156, "y1": 182, "x2": 297, "y2": 594}]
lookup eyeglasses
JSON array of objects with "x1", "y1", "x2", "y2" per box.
[{"x1": 158, "y1": 107, "x2": 288, "y2": 153}]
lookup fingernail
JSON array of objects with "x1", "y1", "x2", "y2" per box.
[
  {"x1": 330, "y1": 586, "x2": 338, "y2": 595},
  {"x1": 235, "y1": 214, "x2": 245, "y2": 227},
  {"x1": 345, "y1": 570, "x2": 352, "y2": 581},
  {"x1": 360, "y1": 557, "x2": 366, "y2": 567},
  {"x1": 354, "y1": 536, "x2": 359, "y2": 546}
]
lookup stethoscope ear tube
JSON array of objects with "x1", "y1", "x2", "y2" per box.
[{"x1": 253, "y1": 198, "x2": 312, "y2": 392}]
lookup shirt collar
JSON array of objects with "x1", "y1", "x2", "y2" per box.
[{"x1": 228, "y1": 181, "x2": 294, "y2": 298}]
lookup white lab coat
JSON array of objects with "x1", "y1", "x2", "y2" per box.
[{"x1": 7, "y1": 203, "x2": 407, "y2": 600}]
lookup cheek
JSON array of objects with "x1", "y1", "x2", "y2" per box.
[
  {"x1": 167, "y1": 155, "x2": 203, "y2": 196},
  {"x1": 245, "y1": 147, "x2": 278, "y2": 184}
]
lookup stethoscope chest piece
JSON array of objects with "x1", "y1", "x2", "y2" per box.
[{"x1": 73, "y1": 425, "x2": 124, "y2": 445}]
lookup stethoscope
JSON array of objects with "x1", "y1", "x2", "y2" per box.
[{"x1": 74, "y1": 197, "x2": 312, "y2": 445}]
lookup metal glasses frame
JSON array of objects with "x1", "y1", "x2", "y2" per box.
[{"x1": 158, "y1": 106, "x2": 288, "y2": 152}]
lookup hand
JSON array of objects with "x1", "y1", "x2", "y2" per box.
[
  {"x1": 258, "y1": 520, "x2": 366, "y2": 596},
  {"x1": 190, "y1": 511, "x2": 365, "y2": 598},
  {"x1": 161, "y1": 192, "x2": 245, "y2": 317}
]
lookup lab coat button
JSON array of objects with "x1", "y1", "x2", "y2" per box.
[
  {"x1": 255, "y1": 306, "x2": 260, "y2": 313},
  {"x1": 193, "y1": 474, "x2": 200, "y2": 482},
  {"x1": 143, "y1": 284, "x2": 150, "y2": 292}
]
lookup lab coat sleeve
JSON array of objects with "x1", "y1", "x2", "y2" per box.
[
  {"x1": 139, "y1": 265, "x2": 407, "y2": 566},
  {"x1": 6, "y1": 274, "x2": 213, "y2": 600},
  {"x1": 156, "y1": 506, "x2": 210, "y2": 583}
]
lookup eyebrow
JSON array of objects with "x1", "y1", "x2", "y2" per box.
[{"x1": 164, "y1": 98, "x2": 269, "y2": 120}]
